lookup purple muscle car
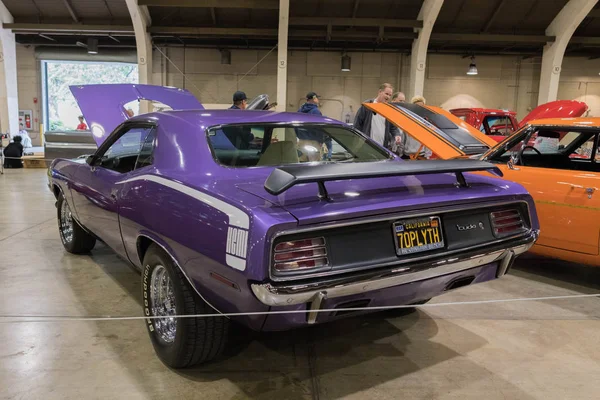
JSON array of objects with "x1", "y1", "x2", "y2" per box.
[{"x1": 48, "y1": 84, "x2": 539, "y2": 368}]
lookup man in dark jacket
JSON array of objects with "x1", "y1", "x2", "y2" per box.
[
  {"x1": 353, "y1": 83, "x2": 400, "y2": 150},
  {"x1": 3, "y1": 135, "x2": 23, "y2": 168},
  {"x1": 229, "y1": 91, "x2": 247, "y2": 109},
  {"x1": 297, "y1": 92, "x2": 332, "y2": 160}
]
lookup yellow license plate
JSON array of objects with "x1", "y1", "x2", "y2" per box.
[{"x1": 393, "y1": 216, "x2": 444, "y2": 256}]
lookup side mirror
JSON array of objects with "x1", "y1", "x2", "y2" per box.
[
  {"x1": 507, "y1": 154, "x2": 520, "y2": 170},
  {"x1": 86, "y1": 155, "x2": 97, "y2": 166}
]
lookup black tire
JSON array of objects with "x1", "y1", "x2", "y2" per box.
[
  {"x1": 142, "y1": 244, "x2": 231, "y2": 368},
  {"x1": 57, "y1": 191, "x2": 96, "y2": 254}
]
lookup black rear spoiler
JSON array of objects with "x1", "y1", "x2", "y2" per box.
[{"x1": 264, "y1": 160, "x2": 503, "y2": 199}]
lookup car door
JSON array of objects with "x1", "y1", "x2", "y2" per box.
[
  {"x1": 487, "y1": 128, "x2": 600, "y2": 255},
  {"x1": 70, "y1": 122, "x2": 156, "y2": 258}
]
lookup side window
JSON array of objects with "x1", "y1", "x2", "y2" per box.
[
  {"x1": 98, "y1": 126, "x2": 154, "y2": 173},
  {"x1": 135, "y1": 128, "x2": 157, "y2": 170},
  {"x1": 569, "y1": 134, "x2": 598, "y2": 161}
]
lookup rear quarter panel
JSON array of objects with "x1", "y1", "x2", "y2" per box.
[{"x1": 117, "y1": 170, "x2": 299, "y2": 331}]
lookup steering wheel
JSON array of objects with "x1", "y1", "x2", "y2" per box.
[
  {"x1": 522, "y1": 145, "x2": 542, "y2": 156},
  {"x1": 512, "y1": 145, "x2": 541, "y2": 166}
]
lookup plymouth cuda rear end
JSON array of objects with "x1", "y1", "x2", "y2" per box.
[{"x1": 48, "y1": 85, "x2": 539, "y2": 368}]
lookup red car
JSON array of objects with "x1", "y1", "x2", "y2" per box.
[{"x1": 451, "y1": 100, "x2": 589, "y2": 142}]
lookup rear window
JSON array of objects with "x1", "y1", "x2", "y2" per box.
[{"x1": 207, "y1": 123, "x2": 390, "y2": 167}]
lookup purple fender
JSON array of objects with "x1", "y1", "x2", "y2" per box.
[{"x1": 69, "y1": 84, "x2": 204, "y2": 146}]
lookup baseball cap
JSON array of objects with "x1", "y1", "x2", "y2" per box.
[
  {"x1": 306, "y1": 91, "x2": 320, "y2": 100},
  {"x1": 233, "y1": 91, "x2": 247, "y2": 102}
]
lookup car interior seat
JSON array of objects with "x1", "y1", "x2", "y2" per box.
[{"x1": 256, "y1": 141, "x2": 299, "y2": 166}]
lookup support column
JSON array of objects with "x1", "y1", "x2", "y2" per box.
[
  {"x1": 276, "y1": 0, "x2": 289, "y2": 112},
  {"x1": 408, "y1": 0, "x2": 444, "y2": 100},
  {"x1": 537, "y1": 0, "x2": 598, "y2": 104},
  {"x1": 0, "y1": 2, "x2": 18, "y2": 136},
  {"x1": 125, "y1": 0, "x2": 153, "y2": 113}
]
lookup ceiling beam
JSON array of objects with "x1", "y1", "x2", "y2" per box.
[
  {"x1": 587, "y1": 9, "x2": 600, "y2": 17},
  {"x1": 482, "y1": 0, "x2": 506, "y2": 32},
  {"x1": 138, "y1": 0, "x2": 278, "y2": 8},
  {"x1": 570, "y1": 36, "x2": 600, "y2": 44},
  {"x1": 289, "y1": 17, "x2": 422, "y2": 28},
  {"x1": 3, "y1": 23, "x2": 565, "y2": 45},
  {"x1": 5, "y1": 23, "x2": 134, "y2": 33},
  {"x1": 430, "y1": 33, "x2": 554, "y2": 43},
  {"x1": 149, "y1": 26, "x2": 277, "y2": 35},
  {"x1": 149, "y1": 26, "x2": 418, "y2": 39},
  {"x1": 61, "y1": 0, "x2": 79, "y2": 23}
]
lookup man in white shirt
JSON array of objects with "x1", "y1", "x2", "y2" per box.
[
  {"x1": 353, "y1": 83, "x2": 400, "y2": 150},
  {"x1": 17, "y1": 123, "x2": 32, "y2": 148}
]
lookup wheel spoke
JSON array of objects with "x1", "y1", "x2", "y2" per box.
[
  {"x1": 59, "y1": 199, "x2": 74, "y2": 244},
  {"x1": 150, "y1": 265, "x2": 177, "y2": 343}
]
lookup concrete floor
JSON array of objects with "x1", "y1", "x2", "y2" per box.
[{"x1": 1, "y1": 168, "x2": 599, "y2": 400}]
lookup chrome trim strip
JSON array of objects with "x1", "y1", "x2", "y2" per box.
[
  {"x1": 274, "y1": 237, "x2": 326, "y2": 253},
  {"x1": 253, "y1": 238, "x2": 535, "y2": 307},
  {"x1": 307, "y1": 292, "x2": 327, "y2": 324},
  {"x1": 45, "y1": 142, "x2": 98, "y2": 149},
  {"x1": 268, "y1": 199, "x2": 533, "y2": 282},
  {"x1": 496, "y1": 249, "x2": 515, "y2": 278}
]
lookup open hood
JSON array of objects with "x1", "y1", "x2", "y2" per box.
[
  {"x1": 69, "y1": 84, "x2": 204, "y2": 146},
  {"x1": 518, "y1": 100, "x2": 588, "y2": 128},
  {"x1": 363, "y1": 102, "x2": 497, "y2": 160}
]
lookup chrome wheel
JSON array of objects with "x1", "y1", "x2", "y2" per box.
[
  {"x1": 150, "y1": 265, "x2": 177, "y2": 344},
  {"x1": 59, "y1": 199, "x2": 74, "y2": 244}
]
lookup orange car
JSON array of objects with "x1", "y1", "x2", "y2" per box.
[{"x1": 364, "y1": 102, "x2": 600, "y2": 266}]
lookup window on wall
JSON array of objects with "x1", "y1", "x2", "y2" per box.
[{"x1": 42, "y1": 60, "x2": 138, "y2": 131}]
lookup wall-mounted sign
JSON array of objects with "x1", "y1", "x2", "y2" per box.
[{"x1": 19, "y1": 110, "x2": 33, "y2": 130}]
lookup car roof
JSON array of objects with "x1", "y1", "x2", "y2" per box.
[
  {"x1": 135, "y1": 109, "x2": 346, "y2": 127},
  {"x1": 526, "y1": 117, "x2": 600, "y2": 128}
]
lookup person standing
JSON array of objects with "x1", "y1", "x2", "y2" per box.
[
  {"x1": 399, "y1": 95, "x2": 431, "y2": 159},
  {"x1": 353, "y1": 83, "x2": 400, "y2": 151},
  {"x1": 229, "y1": 91, "x2": 248, "y2": 109},
  {"x1": 391, "y1": 92, "x2": 406, "y2": 103},
  {"x1": 411, "y1": 95, "x2": 426, "y2": 105},
  {"x1": 76, "y1": 116, "x2": 88, "y2": 130},
  {"x1": 17, "y1": 123, "x2": 32, "y2": 148},
  {"x1": 297, "y1": 92, "x2": 332, "y2": 160}
]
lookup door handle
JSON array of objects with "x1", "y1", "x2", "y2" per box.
[
  {"x1": 570, "y1": 185, "x2": 595, "y2": 198},
  {"x1": 586, "y1": 188, "x2": 595, "y2": 199}
]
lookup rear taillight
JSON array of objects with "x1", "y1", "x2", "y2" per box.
[
  {"x1": 490, "y1": 209, "x2": 526, "y2": 237},
  {"x1": 273, "y1": 237, "x2": 329, "y2": 272}
]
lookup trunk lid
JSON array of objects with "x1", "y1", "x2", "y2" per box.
[
  {"x1": 236, "y1": 167, "x2": 517, "y2": 226},
  {"x1": 69, "y1": 84, "x2": 204, "y2": 146},
  {"x1": 518, "y1": 100, "x2": 588, "y2": 127}
]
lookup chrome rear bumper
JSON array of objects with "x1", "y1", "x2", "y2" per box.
[{"x1": 251, "y1": 233, "x2": 536, "y2": 309}]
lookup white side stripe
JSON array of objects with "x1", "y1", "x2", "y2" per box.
[
  {"x1": 116, "y1": 174, "x2": 249, "y2": 229},
  {"x1": 226, "y1": 254, "x2": 246, "y2": 271}
]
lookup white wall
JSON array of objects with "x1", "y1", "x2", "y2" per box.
[{"x1": 16, "y1": 44, "x2": 600, "y2": 139}]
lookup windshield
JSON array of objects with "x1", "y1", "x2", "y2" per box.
[
  {"x1": 484, "y1": 126, "x2": 600, "y2": 169},
  {"x1": 207, "y1": 123, "x2": 391, "y2": 167}
]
